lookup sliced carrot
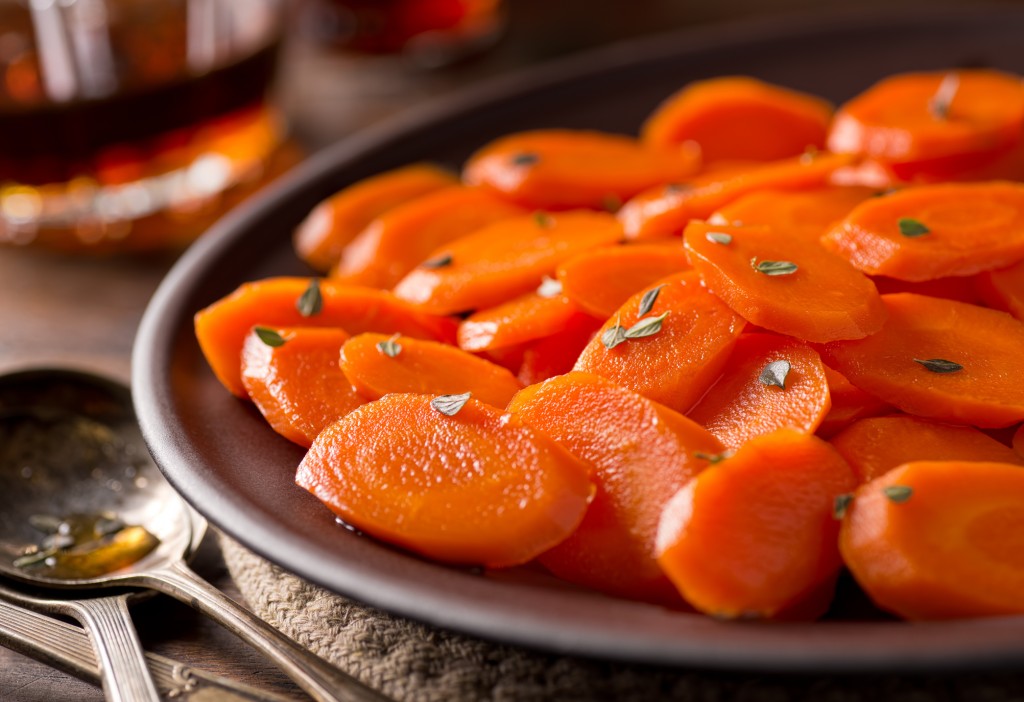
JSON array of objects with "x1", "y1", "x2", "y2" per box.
[
  {"x1": 828, "y1": 70, "x2": 1024, "y2": 182},
  {"x1": 293, "y1": 163, "x2": 456, "y2": 272},
  {"x1": 339, "y1": 333, "x2": 522, "y2": 408},
  {"x1": 656, "y1": 430, "x2": 855, "y2": 619},
  {"x1": 516, "y1": 313, "x2": 602, "y2": 386},
  {"x1": 241, "y1": 327, "x2": 364, "y2": 447},
  {"x1": 508, "y1": 371, "x2": 723, "y2": 604},
  {"x1": 462, "y1": 129, "x2": 700, "y2": 210},
  {"x1": 710, "y1": 186, "x2": 876, "y2": 246},
  {"x1": 687, "y1": 334, "x2": 831, "y2": 450},
  {"x1": 556, "y1": 242, "x2": 691, "y2": 319},
  {"x1": 822, "y1": 181, "x2": 1024, "y2": 281},
  {"x1": 829, "y1": 415, "x2": 1024, "y2": 484},
  {"x1": 456, "y1": 291, "x2": 592, "y2": 352},
  {"x1": 642, "y1": 76, "x2": 832, "y2": 163},
  {"x1": 330, "y1": 186, "x2": 524, "y2": 289},
  {"x1": 573, "y1": 271, "x2": 746, "y2": 414},
  {"x1": 296, "y1": 394, "x2": 593, "y2": 568},
  {"x1": 816, "y1": 364, "x2": 892, "y2": 438},
  {"x1": 871, "y1": 274, "x2": 983, "y2": 305},
  {"x1": 839, "y1": 460, "x2": 1024, "y2": 619},
  {"x1": 392, "y1": 211, "x2": 622, "y2": 316},
  {"x1": 195, "y1": 278, "x2": 457, "y2": 397},
  {"x1": 682, "y1": 221, "x2": 886, "y2": 342},
  {"x1": 618, "y1": 152, "x2": 854, "y2": 241},
  {"x1": 821, "y1": 293, "x2": 1024, "y2": 428},
  {"x1": 976, "y1": 257, "x2": 1024, "y2": 320}
]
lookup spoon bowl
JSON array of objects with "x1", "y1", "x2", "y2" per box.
[{"x1": 0, "y1": 368, "x2": 388, "y2": 702}]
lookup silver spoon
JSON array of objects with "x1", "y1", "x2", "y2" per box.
[{"x1": 0, "y1": 369, "x2": 389, "y2": 702}]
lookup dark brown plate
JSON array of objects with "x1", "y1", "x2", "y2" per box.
[{"x1": 133, "y1": 7, "x2": 1024, "y2": 672}]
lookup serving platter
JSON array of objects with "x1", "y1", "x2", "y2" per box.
[{"x1": 133, "y1": 7, "x2": 1024, "y2": 671}]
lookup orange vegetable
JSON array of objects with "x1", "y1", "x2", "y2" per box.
[
  {"x1": 392, "y1": 211, "x2": 622, "y2": 316},
  {"x1": 330, "y1": 186, "x2": 524, "y2": 289},
  {"x1": 195, "y1": 278, "x2": 456, "y2": 397},
  {"x1": 821, "y1": 293, "x2": 1024, "y2": 428},
  {"x1": 839, "y1": 460, "x2": 1024, "y2": 619},
  {"x1": 241, "y1": 327, "x2": 364, "y2": 447},
  {"x1": 642, "y1": 76, "x2": 832, "y2": 164},
  {"x1": 508, "y1": 372, "x2": 723, "y2": 604},
  {"x1": 976, "y1": 257, "x2": 1024, "y2": 320},
  {"x1": 687, "y1": 334, "x2": 831, "y2": 450},
  {"x1": 828, "y1": 70, "x2": 1024, "y2": 182},
  {"x1": 822, "y1": 181, "x2": 1024, "y2": 280},
  {"x1": 556, "y1": 243, "x2": 691, "y2": 319},
  {"x1": 618, "y1": 152, "x2": 854, "y2": 241},
  {"x1": 457, "y1": 291, "x2": 592, "y2": 352},
  {"x1": 829, "y1": 415, "x2": 1024, "y2": 484},
  {"x1": 656, "y1": 430, "x2": 855, "y2": 619},
  {"x1": 710, "y1": 186, "x2": 876, "y2": 246},
  {"x1": 293, "y1": 164, "x2": 456, "y2": 272},
  {"x1": 1014, "y1": 425, "x2": 1024, "y2": 458},
  {"x1": 463, "y1": 129, "x2": 700, "y2": 210},
  {"x1": 574, "y1": 271, "x2": 746, "y2": 414},
  {"x1": 296, "y1": 394, "x2": 593, "y2": 568},
  {"x1": 682, "y1": 221, "x2": 886, "y2": 342},
  {"x1": 817, "y1": 364, "x2": 892, "y2": 438},
  {"x1": 339, "y1": 333, "x2": 523, "y2": 408},
  {"x1": 516, "y1": 312, "x2": 602, "y2": 386}
]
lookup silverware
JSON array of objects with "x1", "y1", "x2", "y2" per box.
[
  {"x1": 0, "y1": 596, "x2": 296, "y2": 701},
  {"x1": 0, "y1": 369, "x2": 389, "y2": 702}
]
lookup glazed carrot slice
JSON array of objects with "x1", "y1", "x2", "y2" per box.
[
  {"x1": 556, "y1": 243, "x2": 691, "y2": 319},
  {"x1": 687, "y1": 334, "x2": 831, "y2": 451},
  {"x1": 656, "y1": 430, "x2": 855, "y2": 619},
  {"x1": 463, "y1": 129, "x2": 700, "y2": 210},
  {"x1": 339, "y1": 333, "x2": 523, "y2": 408},
  {"x1": 976, "y1": 258, "x2": 1024, "y2": 320},
  {"x1": 330, "y1": 186, "x2": 524, "y2": 288},
  {"x1": 457, "y1": 291, "x2": 590, "y2": 352},
  {"x1": 241, "y1": 327, "x2": 364, "y2": 447},
  {"x1": 682, "y1": 221, "x2": 886, "y2": 342},
  {"x1": 822, "y1": 181, "x2": 1024, "y2": 281},
  {"x1": 392, "y1": 211, "x2": 622, "y2": 316},
  {"x1": 710, "y1": 186, "x2": 876, "y2": 246},
  {"x1": 821, "y1": 293, "x2": 1024, "y2": 428},
  {"x1": 195, "y1": 278, "x2": 457, "y2": 397},
  {"x1": 619, "y1": 152, "x2": 855, "y2": 240},
  {"x1": 574, "y1": 271, "x2": 746, "y2": 414},
  {"x1": 829, "y1": 415, "x2": 1024, "y2": 484},
  {"x1": 642, "y1": 76, "x2": 832, "y2": 163},
  {"x1": 296, "y1": 394, "x2": 593, "y2": 568},
  {"x1": 294, "y1": 163, "x2": 456, "y2": 272},
  {"x1": 516, "y1": 312, "x2": 602, "y2": 386},
  {"x1": 508, "y1": 372, "x2": 723, "y2": 604},
  {"x1": 816, "y1": 364, "x2": 892, "y2": 438},
  {"x1": 839, "y1": 460, "x2": 1024, "y2": 619},
  {"x1": 828, "y1": 70, "x2": 1024, "y2": 182}
]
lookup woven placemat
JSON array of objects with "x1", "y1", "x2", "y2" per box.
[{"x1": 219, "y1": 534, "x2": 1024, "y2": 702}]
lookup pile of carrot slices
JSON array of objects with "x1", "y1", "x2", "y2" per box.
[{"x1": 195, "y1": 70, "x2": 1024, "y2": 622}]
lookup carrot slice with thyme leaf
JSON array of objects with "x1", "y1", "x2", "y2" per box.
[
  {"x1": 820, "y1": 293, "x2": 1024, "y2": 428},
  {"x1": 297, "y1": 394, "x2": 593, "y2": 568},
  {"x1": 840, "y1": 460, "x2": 1024, "y2": 619},
  {"x1": 683, "y1": 221, "x2": 886, "y2": 342},
  {"x1": 822, "y1": 181, "x2": 1024, "y2": 281}
]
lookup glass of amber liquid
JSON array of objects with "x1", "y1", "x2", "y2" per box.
[{"x1": 0, "y1": 0, "x2": 284, "y2": 252}]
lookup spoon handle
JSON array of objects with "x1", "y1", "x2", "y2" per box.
[
  {"x1": 138, "y1": 560, "x2": 391, "y2": 702},
  {"x1": 56, "y1": 595, "x2": 162, "y2": 702}
]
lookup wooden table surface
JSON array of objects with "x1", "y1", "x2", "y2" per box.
[{"x1": 0, "y1": 1, "x2": 1000, "y2": 699}]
